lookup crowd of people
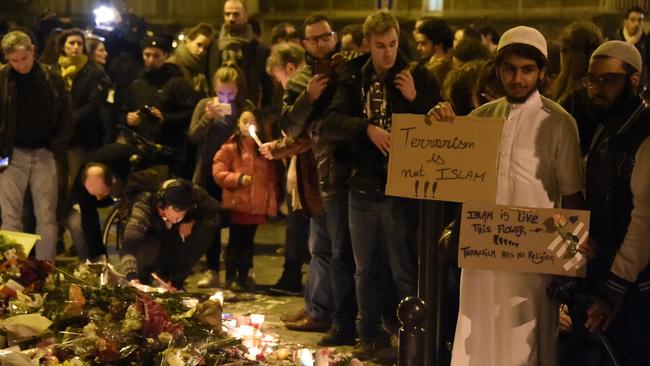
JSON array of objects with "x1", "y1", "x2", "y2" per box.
[{"x1": 0, "y1": 1, "x2": 649, "y2": 364}]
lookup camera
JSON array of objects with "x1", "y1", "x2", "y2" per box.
[{"x1": 139, "y1": 105, "x2": 161, "y2": 121}]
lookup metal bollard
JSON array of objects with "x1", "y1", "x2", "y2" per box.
[{"x1": 398, "y1": 296, "x2": 427, "y2": 366}]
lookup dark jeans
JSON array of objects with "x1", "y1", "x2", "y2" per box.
[
  {"x1": 278, "y1": 207, "x2": 310, "y2": 286},
  {"x1": 133, "y1": 220, "x2": 217, "y2": 288},
  {"x1": 304, "y1": 212, "x2": 334, "y2": 319},
  {"x1": 323, "y1": 193, "x2": 357, "y2": 329},
  {"x1": 225, "y1": 224, "x2": 258, "y2": 283},
  {"x1": 348, "y1": 192, "x2": 418, "y2": 338}
]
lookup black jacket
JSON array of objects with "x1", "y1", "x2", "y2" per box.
[
  {"x1": 586, "y1": 96, "x2": 650, "y2": 292},
  {"x1": 0, "y1": 62, "x2": 74, "y2": 159},
  {"x1": 323, "y1": 52, "x2": 440, "y2": 199},
  {"x1": 121, "y1": 63, "x2": 199, "y2": 150},
  {"x1": 280, "y1": 51, "x2": 355, "y2": 197},
  {"x1": 53, "y1": 61, "x2": 111, "y2": 148}
]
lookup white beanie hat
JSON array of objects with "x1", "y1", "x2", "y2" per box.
[
  {"x1": 497, "y1": 26, "x2": 548, "y2": 58},
  {"x1": 590, "y1": 40, "x2": 642, "y2": 73}
]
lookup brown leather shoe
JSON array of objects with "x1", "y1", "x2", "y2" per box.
[
  {"x1": 284, "y1": 314, "x2": 331, "y2": 332},
  {"x1": 280, "y1": 308, "x2": 307, "y2": 323}
]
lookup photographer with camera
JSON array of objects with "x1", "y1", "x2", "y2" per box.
[{"x1": 120, "y1": 34, "x2": 199, "y2": 178}]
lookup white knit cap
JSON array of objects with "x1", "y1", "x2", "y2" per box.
[
  {"x1": 497, "y1": 26, "x2": 548, "y2": 58},
  {"x1": 590, "y1": 40, "x2": 642, "y2": 72}
]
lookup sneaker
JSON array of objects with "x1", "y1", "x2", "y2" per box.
[
  {"x1": 226, "y1": 280, "x2": 243, "y2": 292},
  {"x1": 352, "y1": 334, "x2": 393, "y2": 360},
  {"x1": 317, "y1": 325, "x2": 357, "y2": 346},
  {"x1": 88, "y1": 254, "x2": 107, "y2": 264},
  {"x1": 197, "y1": 269, "x2": 220, "y2": 288}
]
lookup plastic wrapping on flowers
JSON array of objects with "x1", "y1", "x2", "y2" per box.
[{"x1": 0, "y1": 234, "x2": 245, "y2": 366}]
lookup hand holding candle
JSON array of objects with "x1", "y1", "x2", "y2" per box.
[{"x1": 248, "y1": 125, "x2": 263, "y2": 147}]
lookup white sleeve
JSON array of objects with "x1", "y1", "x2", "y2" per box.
[
  {"x1": 556, "y1": 115, "x2": 585, "y2": 196},
  {"x1": 610, "y1": 136, "x2": 650, "y2": 284}
]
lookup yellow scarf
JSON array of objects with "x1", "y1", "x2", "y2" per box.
[{"x1": 58, "y1": 54, "x2": 88, "y2": 90}]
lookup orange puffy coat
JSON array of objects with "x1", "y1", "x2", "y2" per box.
[{"x1": 212, "y1": 136, "x2": 278, "y2": 217}]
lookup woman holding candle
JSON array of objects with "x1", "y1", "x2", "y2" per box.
[
  {"x1": 189, "y1": 63, "x2": 254, "y2": 288},
  {"x1": 212, "y1": 110, "x2": 278, "y2": 292}
]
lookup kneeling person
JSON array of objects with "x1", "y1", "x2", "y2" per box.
[{"x1": 119, "y1": 179, "x2": 220, "y2": 289}]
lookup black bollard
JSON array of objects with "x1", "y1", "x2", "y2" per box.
[{"x1": 398, "y1": 296, "x2": 427, "y2": 366}]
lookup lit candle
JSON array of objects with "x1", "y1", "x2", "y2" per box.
[
  {"x1": 248, "y1": 125, "x2": 263, "y2": 147},
  {"x1": 250, "y1": 314, "x2": 265, "y2": 328}
]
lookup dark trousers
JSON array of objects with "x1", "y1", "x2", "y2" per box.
[
  {"x1": 323, "y1": 193, "x2": 357, "y2": 329},
  {"x1": 133, "y1": 220, "x2": 216, "y2": 288},
  {"x1": 348, "y1": 192, "x2": 418, "y2": 339},
  {"x1": 225, "y1": 224, "x2": 258, "y2": 283},
  {"x1": 278, "y1": 207, "x2": 310, "y2": 286},
  {"x1": 204, "y1": 181, "x2": 223, "y2": 272}
]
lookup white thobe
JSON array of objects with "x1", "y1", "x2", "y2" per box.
[{"x1": 451, "y1": 91, "x2": 584, "y2": 366}]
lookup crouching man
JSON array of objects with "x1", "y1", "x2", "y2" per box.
[{"x1": 119, "y1": 179, "x2": 220, "y2": 289}]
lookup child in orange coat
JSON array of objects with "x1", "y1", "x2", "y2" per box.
[{"x1": 212, "y1": 110, "x2": 278, "y2": 291}]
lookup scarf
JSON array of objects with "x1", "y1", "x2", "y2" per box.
[
  {"x1": 623, "y1": 26, "x2": 643, "y2": 45},
  {"x1": 57, "y1": 54, "x2": 88, "y2": 90},
  {"x1": 170, "y1": 43, "x2": 209, "y2": 96},
  {"x1": 218, "y1": 23, "x2": 255, "y2": 64}
]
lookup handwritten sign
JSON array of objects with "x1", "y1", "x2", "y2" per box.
[
  {"x1": 386, "y1": 114, "x2": 504, "y2": 203},
  {"x1": 458, "y1": 203, "x2": 590, "y2": 277}
]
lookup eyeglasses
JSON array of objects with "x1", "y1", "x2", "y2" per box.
[
  {"x1": 582, "y1": 73, "x2": 628, "y2": 89},
  {"x1": 304, "y1": 31, "x2": 335, "y2": 45}
]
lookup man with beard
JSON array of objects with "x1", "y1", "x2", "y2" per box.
[
  {"x1": 324, "y1": 11, "x2": 439, "y2": 358},
  {"x1": 273, "y1": 15, "x2": 358, "y2": 347},
  {"x1": 578, "y1": 41, "x2": 650, "y2": 365},
  {"x1": 208, "y1": 0, "x2": 272, "y2": 108},
  {"x1": 614, "y1": 7, "x2": 650, "y2": 85},
  {"x1": 121, "y1": 35, "x2": 198, "y2": 177},
  {"x1": 428, "y1": 26, "x2": 586, "y2": 365}
]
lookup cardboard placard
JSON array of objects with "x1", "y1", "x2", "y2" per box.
[
  {"x1": 0, "y1": 230, "x2": 40, "y2": 255},
  {"x1": 458, "y1": 203, "x2": 590, "y2": 277},
  {"x1": 386, "y1": 114, "x2": 504, "y2": 203}
]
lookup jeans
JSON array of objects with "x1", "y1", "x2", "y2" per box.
[
  {"x1": 324, "y1": 193, "x2": 357, "y2": 329},
  {"x1": 304, "y1": 212, "x2": 334, "y2": 320},
  {"x1": 0, "y1": 148, "x2": 58, "y2": 261},
  {"x1": 348, "y1": 192, "x2": 418, "y2": 338}
]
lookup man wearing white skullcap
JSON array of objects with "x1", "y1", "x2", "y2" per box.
[
  {"x1": 579, "y1": 39, "x2": 650, "y2": 364},
  {"x1": 428, "y1": 25, "x2": 586, "y2": 366}
]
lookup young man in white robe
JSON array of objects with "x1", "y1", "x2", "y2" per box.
[{"x1": 428, "y1": 26, "x2": 588, "y2": 366}]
